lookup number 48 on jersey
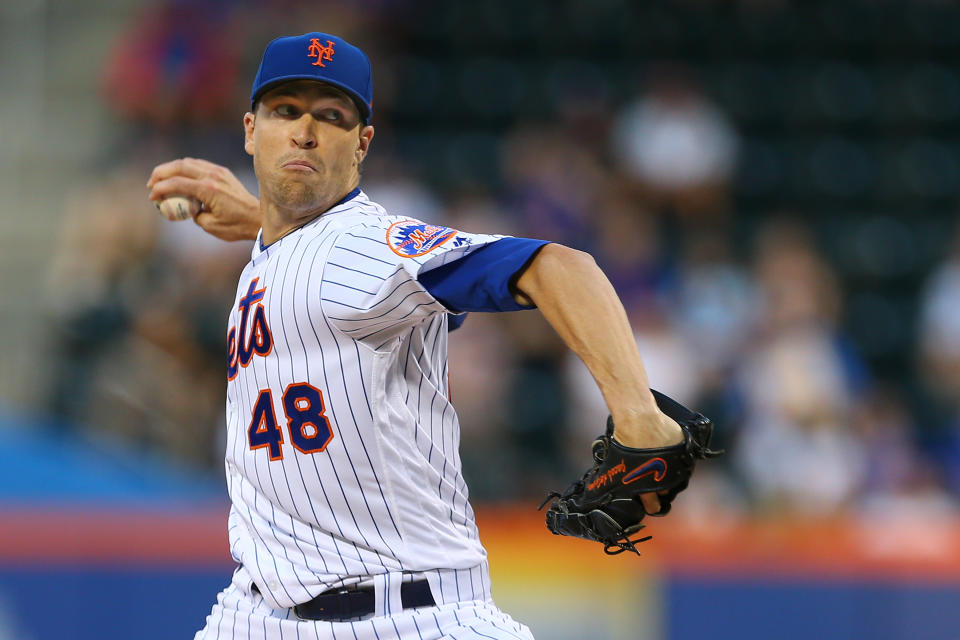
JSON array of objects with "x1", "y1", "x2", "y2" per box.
[{"x1": 248, "y1": 383, "x2": 334, "y2": 460}]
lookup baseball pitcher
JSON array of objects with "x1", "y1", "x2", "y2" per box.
[{"x1": 147, "y1": 32, "x2": 718, "y2": 640}]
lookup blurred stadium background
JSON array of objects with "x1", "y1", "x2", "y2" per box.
[{"x1": 2, "y1": 0, "x2": 960, "y2": 638}]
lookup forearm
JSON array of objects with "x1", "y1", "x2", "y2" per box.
[{"x1": 513, "y1": 244, "x2": 671, "y2": 446}]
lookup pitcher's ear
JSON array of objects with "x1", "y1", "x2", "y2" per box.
[
  {"x1": 356, "y1": 125, "x2": 374, "y2": 164},
  {"x1": 244, "y1": 112, "x2": 256, "y2": 156}
]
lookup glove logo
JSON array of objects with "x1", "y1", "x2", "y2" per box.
[
  {"x1": 387, "y1": 220, "x2": 458, "y2": 257},
  {"x1": 308, "y1": 38, "x2": 335, "y2": 67},
  {"x1": 587, "y1": 460, "x2": 626, "y2": 491},
  {"x1": 623, "y1": 458, "x2": 667, "y2": 484}
]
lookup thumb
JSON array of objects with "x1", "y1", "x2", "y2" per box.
[{"x1": 640, "y1": 492, "x2": 661, "y2": 514}]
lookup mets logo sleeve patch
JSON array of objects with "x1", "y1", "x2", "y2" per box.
[{"x1": 386, "y1": 220, "x2": 458, "y2": 257}]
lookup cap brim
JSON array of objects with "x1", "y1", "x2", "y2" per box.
[{"x1": 250, "y1": 75, "x2": 371, "y2": 123}]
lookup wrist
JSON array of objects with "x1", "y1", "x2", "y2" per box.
[
  {"x1": 610, "y1": 406, "x2": 683, "y2": 449},
  {"x1": 607, "y1": 388, "x2": 658, "y2": 424}
]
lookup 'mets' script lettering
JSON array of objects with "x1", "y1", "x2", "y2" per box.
[{"x1": 227, "y1": 278, "x2": 274, "y2": 380}]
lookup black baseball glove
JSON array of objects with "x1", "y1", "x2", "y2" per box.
[{"x1": 540, "y1": 389, "x2": 722, "y2": 555}]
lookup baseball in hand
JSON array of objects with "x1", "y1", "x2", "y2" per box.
[{"x1": 157, "y1": 195, "x2": 202, "y2": 221}]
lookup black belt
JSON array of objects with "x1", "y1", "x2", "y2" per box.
[{"x1": 256, "y1": 580, "x2": 435, "y2": 621}]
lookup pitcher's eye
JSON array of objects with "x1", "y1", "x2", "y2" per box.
[{"x1": 319, "y1": 109, "x2": 342, "y2": 122}]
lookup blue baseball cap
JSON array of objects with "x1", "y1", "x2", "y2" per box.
[{"x1": 250, "y1": 32, "x2": 373, "y2": 124}]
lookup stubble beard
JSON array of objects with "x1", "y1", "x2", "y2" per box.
[{"x1": 272, "y1": 178, "x2": 326, "y2": 211}]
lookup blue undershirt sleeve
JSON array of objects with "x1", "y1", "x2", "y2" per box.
[{"x1": 418, "y1": 237, "x2": 551, "y2": 313}]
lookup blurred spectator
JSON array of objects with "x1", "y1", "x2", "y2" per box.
[
  {"x1": 501, "y1": 310, "x2": 574, "y2": 496},
  {"x1": 731, "y1": 218, "x2": 870, "y2": 515},
  {"x1": 102, "y1": 1, "x2": 244, "y2": 127},
  {"x1": 611, "y1": 63, "x2": 739, "y2": 221},
  {"x1": 126, "y1": 204, "x2": 250, "y2": 468},
  {"x1": 45, "y1": 163, "x2": 249, "y2": 469},
  {"x1": 448, "y1": 311, "x2": 518, "y2": 500},
  {"x1": 853, "y1": 385, "x2": 956, "y2": 517},
  {"x1": 46, "y1": 166, "x2": 161, "y2": 425},
  {"x1": 592, "y1": 189, "x2": 676, "y2": 317},
  {"x1": 501, "y1": 123, "x2": 611, "y2": 251},
  {"x1": 676, "y1": 227, "x2": 757, "y2": 390},
  {"x1": 551, "y1": 73, "x2": 616, "y2": 159},
  {"x1": 917, "y1": 224, "x2": 960, "y2": 497},
  {"x1": 918, "y1": 225, "x2": 960, "y2": 409}
]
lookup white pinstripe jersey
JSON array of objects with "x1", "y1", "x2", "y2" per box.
[{"x1": 223, "y1": 190, "x2": 504, "y2": 611}]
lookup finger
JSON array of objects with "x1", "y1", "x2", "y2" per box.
[
  {"x1": 149, "y1": 176, "x2": 210, "y2": 202},
  {"x1": 196, "y1": 209, "x2": 229, "y2": 227},
  {"x1": 147, "y1": 159, "x2": 194, "y2": 188},
  {"x1": 194, "y1": 210, "x2": 214, "y2": 228},
  {"x1": 147, "y1": 157, "x2": 219, "y2": 188},
  {"x1": 147, "y1": 160, "x2": 176, "y2": 188},
  {"x1": 640, "y1": 493, "x2": 661, "y2": 514}
]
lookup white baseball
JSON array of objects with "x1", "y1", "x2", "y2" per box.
[{"x1": 157, "y1": 195, "x2": 202, "y2": 221}]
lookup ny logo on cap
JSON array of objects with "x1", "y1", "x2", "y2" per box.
[{"x1": 307, "y1": 38, "x2": 335, "y2": 67}]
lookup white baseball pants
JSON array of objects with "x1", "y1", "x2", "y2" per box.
[{"x1": 194, "y1": 566, "x2": 535, "y2": 640}]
